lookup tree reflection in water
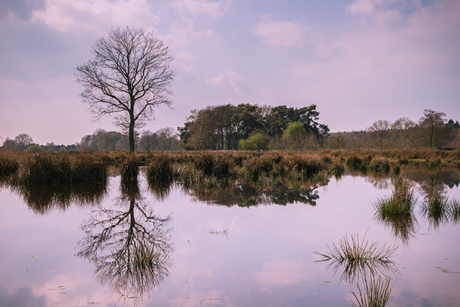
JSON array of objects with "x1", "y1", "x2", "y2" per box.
[
  {"x1": 77, "y1": 178, "x2": 173, "y2": 302},
  {"x1": 183, "y1": 181, "x2": 320, "y2": 207}
]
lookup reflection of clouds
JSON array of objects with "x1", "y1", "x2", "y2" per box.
[
  {"x1": 0, "y1": 286, "x2": 46, "y2": 307},
  {"x1": 255, "y1": 260, "x2": 305, "y2": 286}
]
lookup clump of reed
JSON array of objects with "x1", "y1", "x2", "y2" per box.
[
  {"x1": 450, "y1": 199, "x2": 460, "y2": 225},
  {"x1": 20, "y1": 153, "x2": 72, "y2": 186},
  {"x1": 190, "y1": 152, "x2": 235, "y2": 180},
  {"x1": 368, "y1": 157, "x2": 391, "y2": 174},
  {"x1": 193, "y1": 152, "x2": 215, "y2": 176},
  {"x1": 346, "y1": 156, "x2": 363, "y2": 171},
  {"x1": 375, "y1": 177, "x2": 416, "y2": 218},
  {"x1": 419, "y1": 193, "x2": 459, "y2": 229},
  {"x1": 351, "y1": 276, "x2": 394, "y2": 307},
  {"x1": 120, "y1": 154, "x2": 139, "y2": 183},
  {"x1": 147, "y1": 154, "x2": 174, "y2": 200},
  {"x1": 315, "y1": 233, "x2": 398, "y2": 285},
  {"x1": 244, "y1": 154, "x2": 275, "y2": 181},
  {"x1": 147, "y1": 154, "x2": 174, "y2": 183},
  {"x1": 283, "y1": 154, "x2": 324, "y2": 180},
  {"x1": 0, "y1": 153, "x2": 19, "y2": 177},
  {"x1": 72, "y1": 154, "x2": 108, "y2": 185}
]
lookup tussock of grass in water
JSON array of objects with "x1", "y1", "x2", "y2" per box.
[
  {"x1": 147, "y1": 154, "x2": 173, "y2": 183},
  {"x1": 21, "y1": 153, "x2": 72, "y2": 185},
  {"x1": 451, "y1": 199, "x2": 460, "y2": 224},
  {"x1": 120, "y1": 154, "x2": 139, "y2": 183},
  {"x1": 375, "y1": 177, "x2": 416, "y2": 217},
  {"x1": 420, "y1": 193, "x2": 460, "y2": 228},
  {"x1": 352, "y1": 276, "x2": 394, "y2": 307},
  {"x1": 315, "y1": 233, "x2": 398, "y2": 284},
  {"x1": 0, "y1": 153, "x2": 19, "y2": 177}
]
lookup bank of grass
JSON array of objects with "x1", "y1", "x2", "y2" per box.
[{"x1": 1, "y1": 149, "x2": 459, "y2": 186}]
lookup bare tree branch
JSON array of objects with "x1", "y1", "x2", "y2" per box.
[{"x1": 75, "y1": 27, "x2": 174, "y2": 152}]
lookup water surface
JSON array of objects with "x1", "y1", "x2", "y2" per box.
[{"x1": 0, "y1": 170, "x2": 459, "y2": 306}]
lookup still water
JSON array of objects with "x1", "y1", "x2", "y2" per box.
[{"x1": 0, "y1": 169, "x2": 459, "y2": 306}]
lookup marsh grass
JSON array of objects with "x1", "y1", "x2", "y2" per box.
[
  {"x1": 0, "y1": 153, "x2": 19, "y2": 177},
  {"x1": 450, "y1": 199, "x2": 460, "y2": 225},
  {"x1": 346, "y1": 156, "x2": 363, "y2": 171},
  {"x1": 351, "y1": 276, "x2": 394, "y2": 307},
  {"x1": 420, "y1": 193, "x2": 457, "y2": 229},
  {"x1": 315, "y1": 233, "x2": 398, "y2": 285},
  {"x1": 146, "y1": 154, "x2": 175, "y2": 199},
  {"x1": 147, "y1": 154, "x2": 174, "y2": 183},
  {"x1": 368, "y1": 157, "x2": 390, "y2": 175},
  {"x1": 72, "y1": 154, "x2": 108, "y2": 185},
  {"x1": 120, "y1": 154, "x2": 139, "y2": 184},
  {"x1": 375, "y1": 177, "x2": 416, "y2": 217},
  {"x1": 374, "y1": 177, "x2": 418, "y2": 245},
  {"x1": 21, "y1": 153, "x2": 72, "y2": 186}
]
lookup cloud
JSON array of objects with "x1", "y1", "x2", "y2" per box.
[
  {"x1": 206, "y1": 74, "x2": 225, "y2": 85},
  {"x1": 31, "y1": 0, "x2": 159, "y2": 33},
  {"x1": 170, "y1": 0, "x2": 232, "y2": 18},
  {"x1": 254, "y1": 15, "x2": 311, "y2": 48},
  {"x1": 346, "y1": 0, "x2": 383, "y2": 15},
  {"x1": 205, "y1": 71, "x2": 253, "y2": 95}
]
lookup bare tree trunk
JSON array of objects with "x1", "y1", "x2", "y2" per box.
[{"x1": 129, "y1": 116, "x2": 135, "y2": 153}]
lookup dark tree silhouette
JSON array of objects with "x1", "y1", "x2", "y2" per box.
[{"x1": 75, "y1": 27, "x2": 174, "y2": 152}]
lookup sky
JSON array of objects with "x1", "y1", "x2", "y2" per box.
[{"x1": 0, "y1": 0, "x2": 459, "y2": 146}]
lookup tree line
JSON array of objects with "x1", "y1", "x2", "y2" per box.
[
  {"x1": 178, "y1": 104, "x2": 329, "y2": 150},
  {"x1": 178, "y1": 105, "x2": 459, "y2": 151},
  {"x1": 1, "y1": 108, "x2": 459, "y2": 152},
  {"x1": 0, "y1": 128, "x2": 180, "y2": 152},
  {"x1": 328, "y1": 109, "x2": 459, "y2": 150}
]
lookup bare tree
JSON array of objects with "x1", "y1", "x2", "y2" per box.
[
  {"x1": 366, "y1": 120, "x2": 391, "y2": 149},
  {"x1": 417, "y1": 109, "x2": 449, "y2": 148},
  {"x1": 14, "y1": 133, "x2": 33, "y2": 149},
  {"x1": 75, "y1": 27, "x2": 174, "y2": 152}
]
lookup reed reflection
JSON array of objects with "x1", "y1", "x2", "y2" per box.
[
  {"x1": 315, "y1": 234, "x2": 398, "y2": 306},
  {"x1": 2, "y1": 153, "x2": 109, "y2": 213},
  {"x1": 8, "y1": 178, "x2": 108, "y2": 214},
  {"x1": 77, "y1": 177, "x2": 173, "y2": 301},
  {"x1": 315, "y1": 233, "x2": 398, "y2": 286},
  {"x1": 420, "y1": 193, "x2": 460, "y2": 230},
  {"x1": 374, "y1": 177, "x2": 419, "y2": 246}
]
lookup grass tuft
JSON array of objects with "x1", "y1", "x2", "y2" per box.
[
  {"x1": 351, "y1": 276, "x2": 394, "y2": 307},
  {"x1": 375, "y1": 177, "x2": 416, "y2": 217},
  {"x1": 315, "y1": 233, "x2": 398, "y2": 285}
]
